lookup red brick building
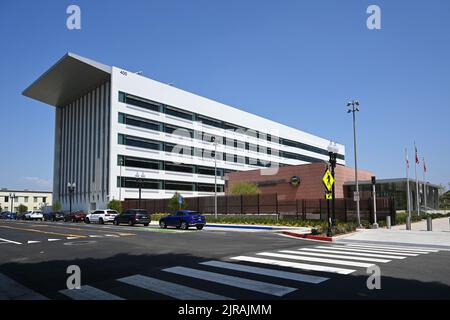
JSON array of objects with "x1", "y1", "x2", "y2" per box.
[{"x1": 225, "y1": 163, "x2": 374, "y2": 201}]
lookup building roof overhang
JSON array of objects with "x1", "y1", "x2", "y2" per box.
[{"x1": 22, "y1": 53, "x2": 111, "y2": 107}]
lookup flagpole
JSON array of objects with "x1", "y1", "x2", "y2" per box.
[
  {"x1": 414, "y1": 142, "x2": 420, "y2": 216},
  {"x1": 423, "y1": 158, "x2": 427, "y2": 209},
  {"x1": 405, "y1": 148, "x2": 411, "y2": 219}
]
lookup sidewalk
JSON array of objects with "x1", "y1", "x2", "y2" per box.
[
  {"x1": 392, "y1": 217, "x2": 450, "y2": 232},
  {"x1": 336, "y1": 218, "x2": 450, "y2": 250}
]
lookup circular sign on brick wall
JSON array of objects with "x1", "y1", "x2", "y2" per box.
[{"x1": 290, "y1": 176, "x2": 301, "y2": 187}]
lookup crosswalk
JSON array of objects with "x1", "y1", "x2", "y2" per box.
[{"x1": 0, "y1": 242, "x2": 441, "y2": 300}]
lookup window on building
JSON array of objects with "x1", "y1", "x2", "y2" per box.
[
  {"x1": 24, "y1": 196, "x2": 28, "y2": 202},
  {"x1": 164, "y1": 124, "x2": 193, "y2": 138},
  {"x1": 119, "y1": 155, "x2": 160, "y2": 170},
  {"x1": 165, "y1": 106, "x2": 193, "y2": 120},
  {"x1": 118, "y1": 134, "x2": 161, "y2": 151},
  {"x1": 196, "y1": 114, "x2": 223, "y2": 129},
  {"x1": 119, "y1": 113, "x2": 160, "y2": 131},
  {"x1": 4, "y1": 196, "x2": 8, "y2": 202},
  {"x1": 119, "y1": 92, "x2": 160, "y2": 112},
  {"x1": 164, "y1": 162, "x2": 194, "y2": 174},
  {"x1": 33, "y1": 197, "x2": 38, "y2": 203},
  {"x1": 164, "y1": 181, "x2": 194, "y2": 191}
]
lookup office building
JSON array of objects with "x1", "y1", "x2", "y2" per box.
[{"x1": 23, "y1": 53, "x2": 346, "y2": 211}]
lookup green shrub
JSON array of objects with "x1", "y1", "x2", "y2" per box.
[
  {"x1": 167, "y1": 192, "x2": 186, "y2": 212},
  {"x1": 52, "y1": 201, "x2": 62, "y2": 212},
  {"x1": 108, "y1": 200, "x2": 123, "y2": 213},
  {"x1": 229, "y1": 182, "x2": 260, "y2": 195}
]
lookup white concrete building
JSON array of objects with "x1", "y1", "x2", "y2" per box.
[
  {"x1": 23, "y1": 53, "x2": 345, "y2": 211},
  {"x1": 0, "y1": 188, "x2": 52, "y2": 213}
]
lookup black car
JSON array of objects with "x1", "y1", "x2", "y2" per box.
[
  {"x1": 43, "y1": 211, "x2": 65, "y2": 222},
  {"x1": 113, "y1": 209, "x2": 150, "y2": 226}
]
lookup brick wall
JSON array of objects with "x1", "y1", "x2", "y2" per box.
[{"x1": 225, "y1": 163, "x2": 374, "y2": 201}]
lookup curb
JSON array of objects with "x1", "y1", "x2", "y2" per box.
[{"x1": 280, "y1": 230, "x2": 333, "y2": 242}]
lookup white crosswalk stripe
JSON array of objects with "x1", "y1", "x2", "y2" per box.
[
  {"x1": 200, "y1": 260, "x2": 329, "y2": 284},
  {"x1": 230, "y1": 255, "x2": 355, "y2": 274},
  {"x1": 299, "y1": 248, "x2": 407, "y2": 259},
  {"x1": 278, "y1": 250, "x2": 391, "y2": 263},
  {"x1": 59, "y1": 285, "x2": 124, "y2": 300},
  {"x1": 339, "y1": 243, "x2": 438, "y2": 253},
  {"x1": 320, "y1": 246, "x2": 418, "y2": 256},
  {"x1": 257, "y1": 252, "x2": 375, "y2": 268},
  {"x1": 0, "y1": 273, "x2": 48, "y2": 300},
  {"x1": 118, "y1": 274, "x2": 232, "y2": 300},
  {"x1": 163, "y1": 266, "x2": 296, "y2": 297}
]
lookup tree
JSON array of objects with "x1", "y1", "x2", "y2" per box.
[
  {"x1": 168, "y1": 192, "x2": 186, "y2": 212},
  {"x1": 108, "y1": 199, "x2": 123, "y2": 213},
  {"x1": 439, "y1": 191, "x2": 450, "y2": 209},
  {"x1": 52, "y1": 201, "x2": 62, "y2": 212},
  {"x1": 229, "y1": 182, "x2": 260, "y2": 195},
  {"x1": 17, "y1": 204, "x2": 28, "y2": 214}
]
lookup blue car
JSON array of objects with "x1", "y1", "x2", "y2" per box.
[
  {"x1": 0, "y1": 211, "x2": 17, "y2": 220},
  {"x1": 159, "y1": 210, "x2": 206, "y2": 230}
]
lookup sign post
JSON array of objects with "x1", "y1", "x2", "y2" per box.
[
  {"x1": 178, "y1": 194, "x2": 183, "y2": 210},
  {"x1": 322, "y1": 168, "x2": 335, "y2": 237}
]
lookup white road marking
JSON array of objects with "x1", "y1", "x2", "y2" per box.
[
  {"x1": 59, "y1": 285, "x2": 124, "y2": 300},
  {"x1": 257, "y1": 252, "x2": 374, "y2": 268},
  {"x1": 118, "y1": 274, "x2": 232, "y2": 300},
  {"x1": 279, "y1": 250, "x2": 391, "y2": 263},
  {"x1": 0, "y1": 273, "x2": 48, "y2": 300},
  {"x1": 66, "y1": 237, "x2": 80, "y2": 240},
  {"x1": 200, "y1": 260, "x2": 329, "y2": 284},
  {"x1": 88, "y1": 235, "x2": 103, "y2": 238},
  {"x1": 48, "y1": 239, "x2": 61, "y2": 242},
  {"x1": 163, "y1": 266, "x2": 296, "y2": 297},
  {"x1": 26, "y1": 241, "x2": 40, "y2": 244},
  {"x1": 340, "y1": 244, "x2": 438, "y2": 253},
  {"x1": 300, "y1": 248, "x2": 406, "y2": 259},
  {"x1": 0, "y1": 237, "x2": 21, "y2": 245},
  {"x1": 230, "y1": 256, "x2": 355, "y2": 275},
  {"x1": 104, "y1": 234, "x2": 119, "y2": 237},
  {"x1": 321, "y1": 246, "x2": 418, "y2": 256}
]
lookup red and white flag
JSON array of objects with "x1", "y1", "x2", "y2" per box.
[
  {"x1": 406, "y1": 151, "x2": 409, "y2": 169},
  {"x1": 415, "y1": 144, "x2": 420, "y2": 165},
  {"x1": 423, "y1": 158, "x2": 427, "y2": 173}
]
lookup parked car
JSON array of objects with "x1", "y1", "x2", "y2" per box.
[
  {"x1": 113, "y1": 209, "x2": 150, "y2": 226},
  {"x1": 43, "y1": 211, "x2": 65, "y2": 222},
  {"x1": 85, "y1": 209, "x2": 118, "y2": 224},
  {"x1": 159, "y1": 210, "x2": 206, "y2": 230},
  {"x1": 64, "y1": 211, "x2": 87, "y2": 223},
  {"x1": 24, "y1": 211, "x2": 44, "y2": 221},
  {"x1": 0, "y1": 211, "x2": 16, "y2": 220}
]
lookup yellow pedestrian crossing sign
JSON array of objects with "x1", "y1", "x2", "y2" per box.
[{"x1": 322, "y1": 168, "x2": 335, "y2": 191}]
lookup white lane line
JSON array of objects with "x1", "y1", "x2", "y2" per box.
[
  {"x1": 257, "y1": 252, "x2": 374, "y2": 268},
  {"x1": 319, "y1": 246, "x2": 418, "y2": 256},
  {"x1": 300, "y1": 248, "x2": 406, "y2": 259},
  {"x1": 0, "y1": 237, "x2": 22, "y2": 245},
  {"x1": 200, "y1": 260, "x2": 329, "y2": 284},
  {"x1": 279, "y1": 250, "x2": 391, "y2": 263},
  {"x1": 163, "y1": 266, "x2": 296, "y2": 297},
  {"x1": 230, "y1": 256, "x2": 355, "y2": 275},
  {"x1": 88, "y1": 235, "x2": 103, "y2": 238},
  {"x1": 59, "y1": 285, "x2": 124, "y2": 300},
  {"x1": 118, "y1": 274, "x2": 232, "y2": 300},
  {"x1": 66, "y1": 237, "x2": 80, "y2": 240},
  {"x1": 27, "y1": 240, "x2": 41, "y2": 244},
  {"x1": 0, "y1": 273, "x2": 48, "y2": 300},
  {"x1": 48, "y1": 239, "x2": 61, "y2": 242},
  {"x1": 104, "y1": 234, "x2": 119, "y2": 237},
  {"x1": 340, "y1": 244, "x2": 438, "y2": 253}
]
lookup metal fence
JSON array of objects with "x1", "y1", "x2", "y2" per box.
[{"x1": 123, "y1": 194, "x2": 396, "y2": 224}]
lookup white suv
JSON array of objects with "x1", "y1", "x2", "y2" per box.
[
  {"x1": 24, "y1": 211, "x2": 44, "y2": 221},
  {"x1": 85, "y1": 210, "x2": 118, "y2": 224}
]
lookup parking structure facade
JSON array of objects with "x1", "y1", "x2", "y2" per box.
[{"x1": 23, "y1": 53, "x2": 346, "y2": 212}]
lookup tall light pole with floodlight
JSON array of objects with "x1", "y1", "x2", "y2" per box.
[
  {"x1": 211, "y1": 136, "x2": 218, "y2": 219},
  {"x1": 67, "y1": 182, "x2": 76, "y2": 213},
  {"x1": 347, "y1": 100, "x2": 362, "y2": 227}
]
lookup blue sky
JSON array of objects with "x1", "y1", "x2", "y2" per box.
[{"x1": 0, "y1": 0, "x2": 449, "y2": 191}]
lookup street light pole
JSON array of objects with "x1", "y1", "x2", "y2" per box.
[
  {"x1": 347, "y1": 100, "x2": 362, "y2": 228},
  {"x1": 211, "y1": 136, "x2": 218, "y2": 219},
  {"x1": 372, "y1": 176, "x2": 378, "y2": 228},
  {"x1": 9, "y1": 192, "x2": 15, "y2": 213},
  {"x1": 119, "y1": 158, "x2": 124, "y2": 202},
  {"x1": 67, "y1": 183, "x2": 76, "y2": 213},
  {"x1": 328, "y1": 141, "x2": 339, "y2": 228},
  {"x1": 136, "y1": 172, "x2": 145, "y2": 209}
]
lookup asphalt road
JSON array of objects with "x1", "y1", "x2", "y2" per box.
[{"x1": 1, "y1": 219, "x2": 450, "y2": 300}]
